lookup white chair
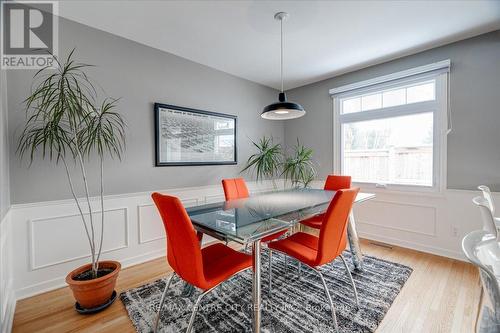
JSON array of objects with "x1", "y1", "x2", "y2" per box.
[
  {"x1": 478, "y1": 185, "x2": 500, "y2": 232},
  {"x1": 479, "y1": 186, "x2": 496, "y2": 214},
  {"x1": 462, "y1": 230, "x2": 500, "y2": 332},
  {"x1": 473, "y1": 196, "x2": 500, "y2": 241}
]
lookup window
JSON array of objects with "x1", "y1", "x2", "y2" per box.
[
  {"x1": 333, "y1": 70, "x2": 448, "y2": 190},
  {"x1": 341, "y1": 80, "x2": 436, "y2": 114}
]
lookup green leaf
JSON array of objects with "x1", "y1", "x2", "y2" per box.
[
  {"x1": 17, "y1": 48, "x2": 126, "y2": 165},
  {"x1": 240, "y1": 136, "x2": 283, "y2": 182},
  {"x1": 281, "y1": 139, "x2": 317, "y2": 188}
]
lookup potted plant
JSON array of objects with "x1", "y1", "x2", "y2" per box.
[
  {"x1": 241, "y1": 136, "x2": 316, "y2": 189},
  {"x1": 282, "y1": 139, "x2": 316, "y2": 188},
  {"x1": 241, "y1": 136, "x2": 283, "y2": 189},
  {"x1": 17, "y1": 50, "x2": 125, "y2": 312}
]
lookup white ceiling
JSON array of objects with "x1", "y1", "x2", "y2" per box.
[{"x1": 59, "y1": 1, "x2": 500, "y2": 90}]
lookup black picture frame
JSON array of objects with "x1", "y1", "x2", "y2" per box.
[{"x1": 154, "y1": 103, "x2": 238, "y2": 166}]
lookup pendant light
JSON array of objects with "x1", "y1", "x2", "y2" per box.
[{"x1": 261, "y1": 12, "x2": 306, "y2": 120}]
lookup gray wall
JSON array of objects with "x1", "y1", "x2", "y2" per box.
[
  {"x1": 1, "y1": 69, "x2": 10, "y2": 218},
  {"x1": 285, "y1": 30, "x2": 500, "y2": 191},
  {"x1": 7, "y1": 18, "x2": 282, "y2": 204}
]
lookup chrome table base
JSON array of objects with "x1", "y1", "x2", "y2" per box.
[
  {"x1": 174, "y1": 203, "x2": 368, "y2": 332},
  {"x1": 347, "y1": 212, "x2": 364, "y2": 271},
  {"x1": 252, "y1": 240, "x2": 262, "y2": 333}
]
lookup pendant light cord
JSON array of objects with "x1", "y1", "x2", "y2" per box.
[{"x1": 280, "y1": 17, "x2": 284, "y2": 93}]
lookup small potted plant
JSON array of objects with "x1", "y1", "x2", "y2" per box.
[
  {"x1": 282, "y1": 139, "x2": 316, "y2": 188},
  {"x1": 241, "y1": 136, "x2": 316, "y2": 189},
  {"x1": 17, "y1": 50, "x2": 126, "y2": 312},
  {"x1": 241, "y1": 136, "x2": 283, "y2": 189}
]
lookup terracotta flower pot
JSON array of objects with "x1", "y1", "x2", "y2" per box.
[{"x1": 66, "y1": 260, "x2": 121, "y2": 309}]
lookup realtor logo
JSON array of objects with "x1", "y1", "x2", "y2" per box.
[{"x1": 1, "y1": 1, "x2": 58, "y2": 69}]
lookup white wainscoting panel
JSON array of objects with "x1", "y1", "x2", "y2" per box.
[
  {"x1": 138, "y1": 198, "x2": 199, "y2": 244},
  {"x1": 137, "y1": 204, "x2": 164, "y2": 244},
  {"x1": 353, "y1": 188, "x2": 494, "y2": 261},
  {"x1": 9, "y1": 181, "x2": 277, "y2": 301},
  {"x1": 205, "y1": 194, "x2": 225, "y2": 204},
  {"x1": 30, "y1": 208, "x2": 128, "y2": 270},
  {"x1": 5, "y1": 179, "x2": 494, "y2": 310},
  {"x1": 355, "y1": 200, "x2": 437, "y2": 237}
]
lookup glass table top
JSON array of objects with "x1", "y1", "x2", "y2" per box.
[{"x1": 187, "y1": 188, "x2": 336, "y2": 244}]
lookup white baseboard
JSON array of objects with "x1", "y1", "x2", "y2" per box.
[
  {"x1": 119, "y1": 248, "x2": 165, "y2": 270},
  {"x1": 9, "y1": 181, "x2": 274, "y2": 301},
  {"x1": 15, "y1": 238, "x2": 219, "y2": 301}
]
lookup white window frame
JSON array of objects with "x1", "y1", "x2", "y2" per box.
[{"x1": 332, "y1": 71, "x2": 448, "y2": 194}]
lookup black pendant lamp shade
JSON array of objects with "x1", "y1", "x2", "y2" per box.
[
  {"x1": 261, "y1": 92, "x2": 306, "y2": 120},
  {"x1": 261, "y1": 12, "x2": 306, "y2": 120}
]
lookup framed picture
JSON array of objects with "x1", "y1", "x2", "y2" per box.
[{"x1": 154, "y1": 103, "x2": 237, "y2": 166}]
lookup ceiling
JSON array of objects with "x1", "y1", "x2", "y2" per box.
[{"x1": 58, "y1": 1, "x2": 500, "y2": 90}]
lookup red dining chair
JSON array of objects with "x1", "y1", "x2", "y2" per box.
[
  {"x1": 151, "y1": 193, "x2": 253, "y2": 333},
  {"x1": 268, "y1": 188, "x2": 360, "y2": 333},
  {"x1": 222, "y1": 178, "x2": 250, "y2": 200},
  {"x1": 301, "y1": 175, "x2": 352, "y2": 229},
  {"x1": 222, "y1": 178, "x2": 288, "y2": 248}
]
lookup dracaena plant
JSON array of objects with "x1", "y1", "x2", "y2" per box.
[
  {"x1": 17, "y1": 50, "x2": 125, "y2": 278},
  {"x1": 282, "y1": 139, "x2": 316, "y2": 188},
  {"x1": 241, "y1": 136, "x2": 283, "y2": 189}
]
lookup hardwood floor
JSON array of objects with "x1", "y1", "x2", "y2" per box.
[{"x1": 12, "y1": 239, "x2": 481, "y2": 333}]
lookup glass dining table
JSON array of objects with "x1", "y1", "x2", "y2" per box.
[{"x1": 186, "y1": 188, "x2": 375, "y2": 333}]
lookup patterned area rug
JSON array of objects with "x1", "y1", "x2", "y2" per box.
[{"x1": 120, "y1": 251, "x2": 412, "y2": 333}]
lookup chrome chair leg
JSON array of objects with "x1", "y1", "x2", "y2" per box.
[
  {"x1": 186, "y1": 267, "x2": 251, "y2": 333},
  {"x1": 339, "y1": 254, "x2": 359, "y2": 307},
  {"x1": 268, "y1": 248, "x2": 273, "y2": 296},
  {"x1": 244, "y1": 243, "x2": 249, "y2": 253},
  {"x1": 313, "y1": 269, "x2": 339, "y2": 333},
  {"x1": 268, "y1": 249, "x2": 339, "y2": 333},
  {"x1": 154, "y1": 273, "x2": 176, "y2": 333},
  {"x1": 186, "y1": 287, "x2": 212, "y2": 333}
]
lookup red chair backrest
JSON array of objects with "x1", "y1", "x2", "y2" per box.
[
  {"x1": 316, "y1": 188, "x2": 359, "y2": 266},
  {"x1": 324, "y1": 175, "x2": 352, "y2": 191},
  {"x1": 222, "y1": 178, "x2": 250, "y2": 200},
  {"x1": 151, "y1": 193, "x2": 205, "y2": 288}
]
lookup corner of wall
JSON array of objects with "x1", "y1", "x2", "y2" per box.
[
  {"x1": 1, "y1": 67, "x2": 15, "y2": 333},
  {"x1": 1, "y1": 68, "x2": 10, "y2": 219},
  {"x1": 0, "y1": 209, "x2": 15, "y2": 333}
]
